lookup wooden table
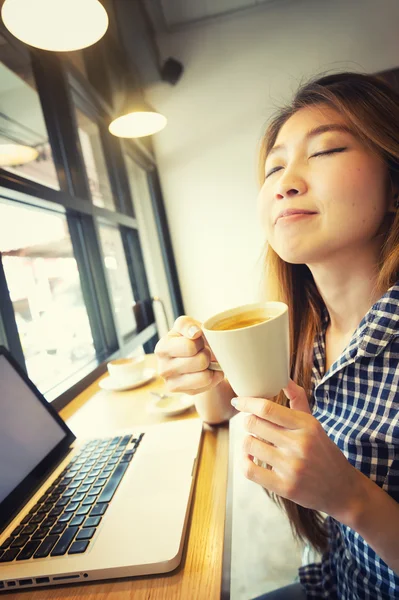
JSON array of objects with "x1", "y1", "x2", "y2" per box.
[{"x1": 5, "y1": 355, "x2": 230, "y2": 600}]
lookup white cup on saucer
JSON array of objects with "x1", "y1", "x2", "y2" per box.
[{"x1": 107, "y1": 356, "x2": 146, "y2": 387}]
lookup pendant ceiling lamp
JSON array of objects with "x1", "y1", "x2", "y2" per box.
[
  {"x1": 1, "y1": 0, "x2": 108, "y2": 52},
  {"x1": 0, "y1": 144, "x2": 38, "y2": 167},
  {"x1": 109, "y1": 97, "x2": 167, "y2": 139}
]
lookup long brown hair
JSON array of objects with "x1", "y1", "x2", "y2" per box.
[{"x1": 259, "y1": 72, "x2": 399, "y2": 553}]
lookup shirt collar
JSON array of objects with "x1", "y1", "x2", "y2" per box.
[{"x1": 313, "y1": 281, "x2": 399, "y2": 387}]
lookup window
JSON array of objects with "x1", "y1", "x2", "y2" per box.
[
  {"x1": 0, "y1": 33, "x2": 59, "y2": 189},
  {"x1": 0, "y1": 200, "x2": 95, "y2": 393},
  {"x1": 98, "y1": 223, "x2": 136, "y2": 339},
  {"x1": 75, "y1": 108, "x2": 115, "y2": 210},
  {"x1": 0, "y1": 29, "x2": 173, "y2": 406}
]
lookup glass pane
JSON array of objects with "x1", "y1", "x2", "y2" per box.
[
  {"x1": 75, "y1": 108, "x2": 115, "y2": 210},
  {"x1": 0, "y1": 200, "x2": 96, "y2": 394},
  {"x1": 98, "y1": 223, "x2": 136, "y2": 337},
  {"x1": 0, "y1": 33, "x2": 59, "y2": 189}
]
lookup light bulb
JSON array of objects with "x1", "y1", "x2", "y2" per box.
[
  {"x1": 2, "y1": 0, "x2": 108, "y2": 52},
  {"x1": 0, "y1": 144, "x2": 39, "y2": 167},
  {"x1": 109, "y1": 112, "x2": 167, "y2": 138}
]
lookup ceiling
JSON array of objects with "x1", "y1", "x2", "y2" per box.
[{"x1": 141, "y1": 0, "x2": 277, "y2": 32}]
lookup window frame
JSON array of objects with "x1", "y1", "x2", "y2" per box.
[{"x1": 0, "y1": 25, "x2": 168, "y2": 410}]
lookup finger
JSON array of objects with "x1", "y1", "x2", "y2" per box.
[
  {"x1": 172, "y1": 316, "x2": 203, "y2": 339},
  {"x1": 233, "y1": 396, "x2": 306, "y2": 430},
  {"x1": 155, "y1": 333, "x2": 205, "y2": 358},
  {"x1": 242, "y1": 453, "x2": 281, "y2": 493},
  {"x1": 243, "y1": 413, "x2": 290, "y2": 448},
  {"x1": 165, "y1": 369, "x2": 224, "y2": 393},
  {"x1": 243, "y1": 434, "x2": 280, "y2": 468},
  {"x1": 201, "y1": 330, "x2": 218, "y2": 361},
  {"x1": 158, "y1": 347, "x2": 212, "y2": 378},
  {"x1": 283, "y1": 378, "x2": 311, "y2": 414}
]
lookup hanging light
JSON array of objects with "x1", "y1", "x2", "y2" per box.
[
  {"x1": 1, "y1": 0, "x2": 108, "y2": 52},
  {"x1": 0, "y1": 144, "x2": 39, "y2": 167},
  {"x1": 109, "y1": 98, "x2": 167, "y2": 139}
]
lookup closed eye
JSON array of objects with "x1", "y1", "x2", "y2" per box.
[
  {"x1": 265, "y1": 147, "x2": 347, "y2": 179},
  {"x1": 310, "y1": 147, "x2": 347, "y2": 158}
]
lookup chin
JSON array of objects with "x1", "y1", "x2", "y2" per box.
[{"x1": 271, "y1": 241, "x2": 318, "y2": 265}]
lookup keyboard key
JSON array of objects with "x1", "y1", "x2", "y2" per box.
[
  {"x1": 20, "y1": 514, "x2": 31, "y2": 525},
  {"x1": 120, "y1": 455, "x2": 132, "y2": 463},
  {"x1": 31, "y1": 528, "x2": 49, "y2": 540},
  {"x1": 84, "y1": 477, "x2": 96, "y2": 485},
  {"x1": 49, "y1": 507, "x2": 63, "y2": 517},
  {"x1": 10, "y1": 535, "x2": 30, "y2": 548},
  {"x1": 76, "y1": 505, "x2": 90, "y2": 516},
  {"x1": 68, "y1": 540, "x2": 90, "y2": 555},
  {"x1": 58, "y1": 512, "x2": 73, "y2": 523},
  {"x1": 42, "y1": 517, "x2": 57, "y2": 528},
  {"x1": 16, "y1": 540, "x2": 41, "y2": 560},
  {"x1": 90, "y1": 469, "x2": 102, "y2": 477},
  {"x1": 62, "y1": 488, "x2": 76, "y2": 498},
  {"x1": 0, "y1": 536, "x2": 12, "y2": 549},
  {"x1": 65, "y1": 501, "x2": 80, "y2": 512},
  {"x1": 70, "y1": 515, "x2": 85, "y2": 527},
  {"x1": 0, "y1": 547, "x2": 20, "y2": 562},
  {"x1": 94, "y1": 479, "x2": 106, "y2": 487},
  {"x1": 34, "y1": 535, "x2": 59, "y2": 559},
  {"x1": 56, "y1": 497, "x2": 70, "y2": 507},
  {"x1": 87, "y1": 487, "x2": 102, "y2": 497},
  {"x1": 98, "y1": 462, "x2": 129, "y2": 504},
  {"x1": 50, "y1": 523, "x2": 66, "y2": 535},
  {"x1": 31, "y1": 512, "x2": 47, "y2": 524},
  {"x1": 76, "y1": 527, "x2": 95, "y2": 540},
  {"x1": 22, "y1": 524, "x2": 37, "y2": 536},
  {"x1": 90, "y1": 503, "x2": 108, "y2": 517},
  {"x1": 81, "y1": 496, "x2": 96, "y2": 506},
  {"x1": 69, "y1": 481, "x2": 81, "y2": 489},
  {"x1": 79, "y1": 484, "x2": 90, "y2": 493},
  {"x1": 10, "y1": 525, "x2": 23, "y2": 537},
  {"x1": 51, "y1": 527, "x2": 78, "y2": 556},
  {"x1": 84, "y1": 516, "x2": 101, "y2": 528},
  {"x1": 73, "y1": 492, "x2": 85, "y2": 502}
]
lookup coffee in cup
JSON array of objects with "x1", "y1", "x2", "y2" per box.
[
  {"x1": 203, "y1": 302, "x2": 289, "y2": 398},
  {"x1": 107, "y1": 356, "x2": 145, "y2": 386},
  {"x1": 208, "y1": 309, "x2": 271, "y2": 331}
]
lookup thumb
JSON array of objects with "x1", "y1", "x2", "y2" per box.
[{"x1": 283, "y1": 378, "x2": 311, "y2": 414}]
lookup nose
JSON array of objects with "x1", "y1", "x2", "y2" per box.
[{"x1": 275, "y1": 174, "x2": 307, "y2": 200}]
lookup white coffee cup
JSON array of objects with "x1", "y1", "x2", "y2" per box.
[
  {"x1": 107, "y1": 356, "x2": 145, "y2": 386},
  {"x1": 202, "y1": 301, "x2": 289, "y2": 398}
]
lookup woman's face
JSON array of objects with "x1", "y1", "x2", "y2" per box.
[{"x1": 257, "y1": 104, "x2": 394, "y2": 265}]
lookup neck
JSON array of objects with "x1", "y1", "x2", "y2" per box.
[{"x1": 308, "y1": 244, "x2": 383, "y2": 337}]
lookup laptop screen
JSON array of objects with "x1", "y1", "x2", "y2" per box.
[
  {"x1": 0, "y1": 349, "x2": 75, "y2": 532},
  {"x1": 0, "y1": 354, "x2": 68, "y2": 503}
]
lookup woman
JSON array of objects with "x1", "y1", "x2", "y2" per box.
[{"x1": 155, "y1": 72, "x2": 399, "y2": 599}]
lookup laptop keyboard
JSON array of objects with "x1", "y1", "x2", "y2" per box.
[{"x1": 0, "y1": 433, "x2": 144, "y2": 562}]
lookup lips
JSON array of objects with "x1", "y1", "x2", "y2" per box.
[{"x1": 275, "y1": 209, "x2": 317, "y2": 224}]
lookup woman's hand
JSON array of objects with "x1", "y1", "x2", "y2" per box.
[
  {"x1": 233, "y1": 378, "x2": 363, "y2": 521},
  {"x1": 155, "y1": 316, "x2": 224, "y2": 395}
]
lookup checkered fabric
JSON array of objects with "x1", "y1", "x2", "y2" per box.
[{"x1": 298, "y1": 283, "x2": 399, "y2": 599}]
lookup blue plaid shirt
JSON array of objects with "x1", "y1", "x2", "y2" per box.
[{"x1": 299, "y1": 282, "x2": 399, "y2": 599}]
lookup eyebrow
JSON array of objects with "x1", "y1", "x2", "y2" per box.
[{"x1": 268, "y1": 124, "x2": 355, "y2": 157}]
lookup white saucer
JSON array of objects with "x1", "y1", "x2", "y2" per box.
[
  {"x1": 147, "y1": 393, "x2": 196, "y2": 417},
  {"x1": 99, "y1": 368, "x2": 157, "y2": 392}
]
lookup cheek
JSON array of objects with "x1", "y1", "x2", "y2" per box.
[
  {"x1": 339, "y1": 166, "x2": 387, "y2": 224},
  {"x1": 256, "y1": 187, "x2": 272, "y2": 233}
]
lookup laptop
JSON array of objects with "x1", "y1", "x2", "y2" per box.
[{"x1": 0, "y1": 345, "x2": 203, "y2": 592}]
